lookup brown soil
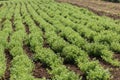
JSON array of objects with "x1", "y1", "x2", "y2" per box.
[
  {"x1": 65, "y1": 64, "x2": 86, "y2": 80},
  {"x1": 1, "y1": 49, "x2": 13, "y2": 80},
  {"x1": 34, "y1": 21, "x2": 40, "y2": 26},
  {"x1": 42, "y1": 27, "x2": 50, "y2": 48},
  {"x1": 43, "y1": 40, "x2": 50, "y2": 48},
  {"x1": 1, "y1": 18, "x2": 6, "y2": 24},
  {"x1": 100, "y1": 59, "x2": 120, "y2": 80},
  {"x1": 23, "y1": 45, "x2": 33, "y2": 58},
  {"x1": 10, "y1": 17, "x2": 15, "y2": 31},
  {"x1": 43, "y1": 37, "x2": 50, "y2": 48},
  {"x1": 23, "y1": 23, "x2": 30, "y2": 34},
  {"x1": 33, "y1": 61, "x2": 52, "y2": 79},
  {"x1": 114, "y1": 53, "x2": 120, "y2": 61},
  {"x1": 23, "y1": 44, "x2": 51, "y2": 79},
  {"x1": 65, "y1": 64, "x2": 83, "y2": 75},
  {"x1": 0, "y1": 18, "x2": 7, "y2": 31},
  {"x1": 56, "y1": 0, "x2": 120, "y2": 19},
  {"x1": 64, "y1": 61, "x2": 86, "y2": 80},
  {"x1": 7, "y1": 36, "x2": 10, "y2": 42},
  {"x1": 110, "y1": 67, "x2": 120, "y2": 80}
]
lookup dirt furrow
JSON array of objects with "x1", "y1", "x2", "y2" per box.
[
  {"x1": 33, "y1": 61, "x2": 52, "y2": 79},
  {"x1": 1, "y1": 50, "x2": 12, "y2": 80},
  {"x1": 23, "y1": 20, "x2": 51, "y2": 79},
  {"x1": 64, "y1": 61, "x2": 86, "y2": 80}
]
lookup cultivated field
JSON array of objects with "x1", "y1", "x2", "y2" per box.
[
  {"x1": 57, "y1": 0, "x2": 120, "y2": 19},
  {"x1": 0, "y1": 0, "x2": 120, "y2": 80}
]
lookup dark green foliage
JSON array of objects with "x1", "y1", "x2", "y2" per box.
[{"x1": 104, "y1": 0, "x2": 120, "y2": 2}]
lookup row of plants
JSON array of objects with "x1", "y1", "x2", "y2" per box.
[
  {"x1": 5, "y1": 3, "x2": 15, "y2": 20},
  {"x1": 40, "y1": 1, "x2": 120, "y2": 42},
  {"x1": 42, "y1": 1, "x2": 120, "y2": 35},
  {"x1": 29, "y1": 1, "x2": 111, "y2": 80},
  {"x1": 23, "y1": 2, "x2": 80, "y2": 80},
  {"x1": 53, "y1": 2, "x2": 120, "y2": 61},
  {"x1": 6, "y1": 3, "x2": 37, "y2": 80},
  {"x1": 0, "y1": 2, "x2": 16, "y2": 79},
  {"x1": 0, "y1": 19, "x2": 12, "y2": 79},
  {"x1": 0, "y1": 0, "x2": 119, "y2": 79},
  {"x1": 50, "y1": 2, "x2": 120, "y2": 56},
  {"x1": 35, "y1": 1, "x2": 120, "y2": 67},
  {"x1": 0, "y1": 2, "x2": 10, "y2": 22}
]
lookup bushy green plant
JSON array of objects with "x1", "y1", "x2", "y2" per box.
[
  {"x1": 110, "y1": 42, "x2": 120, "y2": 52},
  {"x1": 10, "y1": 55, "x2": 34, "y2": 80},
  {"x1": 0, "y1": 45, "x2": 6, "y2": 79},
  {"x1": 87, "y1": 65, "x2": 110, "y2": 80}
]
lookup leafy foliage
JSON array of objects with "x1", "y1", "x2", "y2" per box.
[{"x1": 0, "y1": 0, "x2": 120, "y2": 80}]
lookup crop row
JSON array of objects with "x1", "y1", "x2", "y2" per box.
[
  {"x1": 0, "y1": 0, "x2": 120, "y2": 80},
  {"x1": 27, "y1": 0, "x2": 111, "y2": 79},
  {"x1": 31, "y1": 0, "x2": 120, "y2": 66}
]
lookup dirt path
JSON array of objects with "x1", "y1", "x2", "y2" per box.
[
  {"x1": 56, "y1": 0, "x2": 120, "y2": 19},
  {"x1": 1, "y1": 50, "x2": 13, "y2": 80}
]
